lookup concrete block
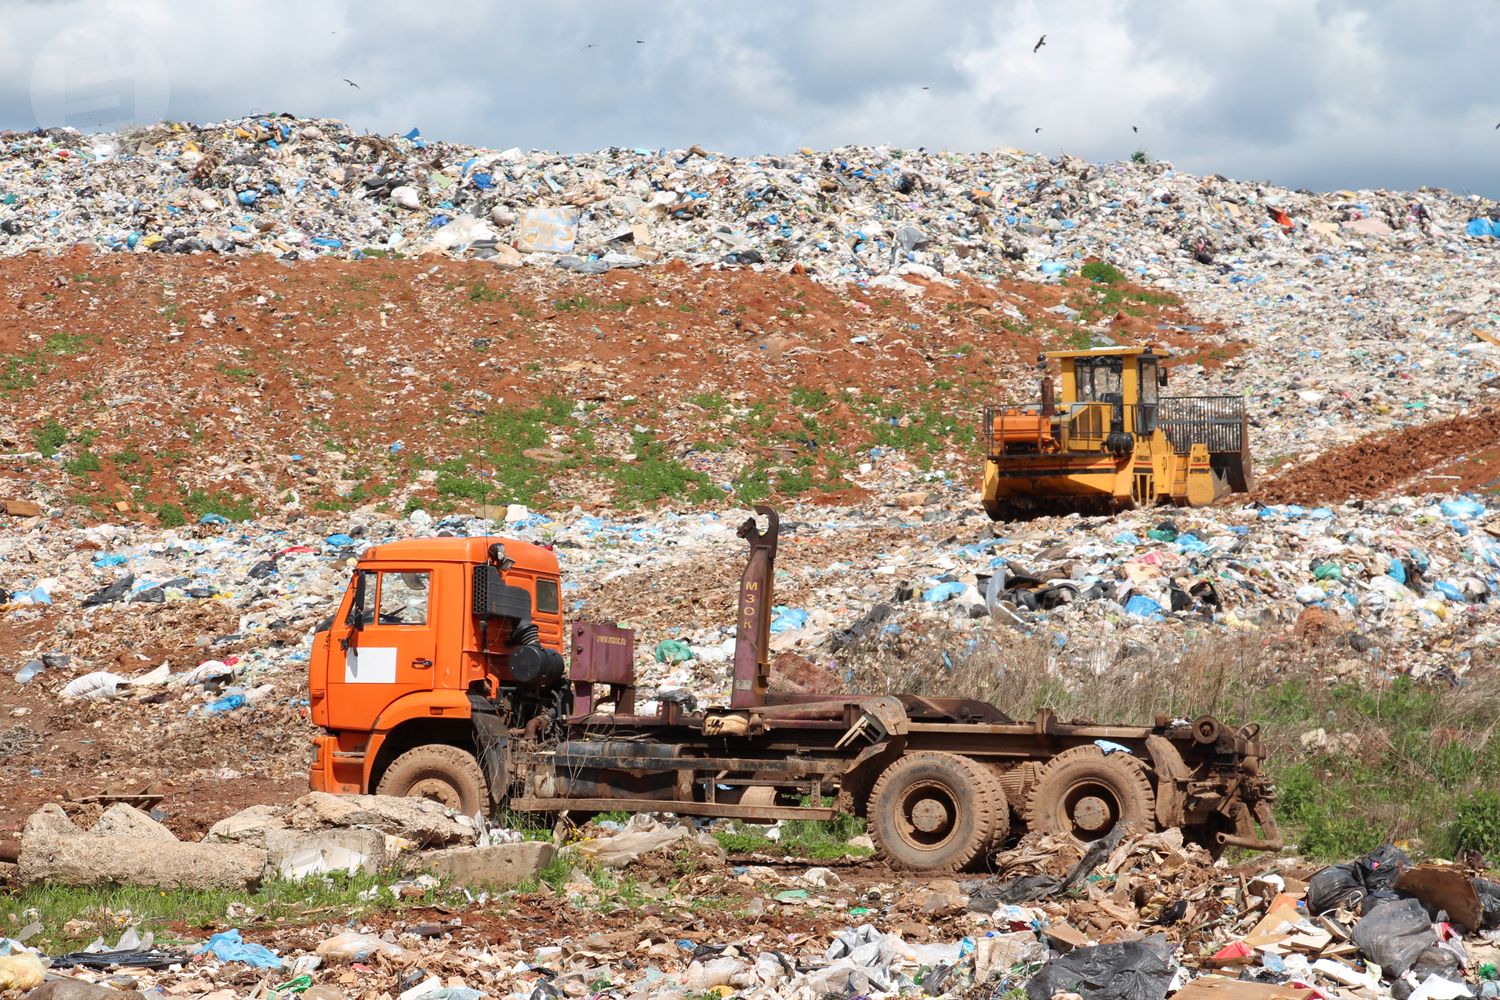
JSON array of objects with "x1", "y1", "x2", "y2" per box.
[{"x1": 416, "y1": 842, "x2": 555, "y2": 887}]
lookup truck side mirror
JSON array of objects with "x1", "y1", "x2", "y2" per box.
[{"x1": 346, "y1": 572, "x2": 367, "y2": 631}]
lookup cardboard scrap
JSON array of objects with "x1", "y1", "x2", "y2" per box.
[
  {"x1": 1397, "y1": 865, "x2": 1483, "y2": 933},
  {"x1": 1171, "y1": 975, "x2": 1318, "y2": 1000},
  {"x1": 1042, "y1": 923, "x2": 1089, "y2": 953},
  {"x1": 1243, "y1": 893, "x2": 1304, "y2": 947}
]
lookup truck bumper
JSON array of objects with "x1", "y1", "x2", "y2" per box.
[{"x1": 309, "y1": 734, "x2": 366, "y2": 794}]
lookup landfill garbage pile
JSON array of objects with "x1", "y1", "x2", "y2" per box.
[
  {"x1": 4, "y1": 489, "x2": 1500, "y2": 836},
  {"x1": 3, "y1": 820, "x2": 1499, "y2": 1000},
  {"x1": 2, "y1": 116, "x2": 1499, "y2": 468}
]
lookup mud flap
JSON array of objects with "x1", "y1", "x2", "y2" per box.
[
  {"x1": 470, "y1": 708, "x2": 511, "y2": 814},
  {"x1": 1144, "y1": 735, "x2": 1188, "y2": 830}
]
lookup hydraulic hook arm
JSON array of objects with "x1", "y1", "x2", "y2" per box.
[{"x1": 730, "y1": 506, "x2": 779, "y2": 708}]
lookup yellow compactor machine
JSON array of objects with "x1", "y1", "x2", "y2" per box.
[{"x1": 981, "y1": 345, "x2": 1252, "y2": 520}]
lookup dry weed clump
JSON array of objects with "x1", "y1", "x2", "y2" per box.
[{"x1": 839, "y1": 620, "x2": 1273, "y2": 725}]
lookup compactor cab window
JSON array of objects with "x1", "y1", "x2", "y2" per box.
[
  {"x1": 1075, "y1": 359, "x2": 1124, "y2": 404},
  {"x1": 378, "y1": 572, "x2": 430, "y2": 625}
]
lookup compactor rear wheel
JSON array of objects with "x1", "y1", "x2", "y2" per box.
[
  {"x1": 1025, "y1": 746, "x2": 1155, "y2": 847},
  {"x1": 376, "y1": 744, "x2": 487, "y2": 816},
  {"x1": 867, "y1": 751, "x2": 1007, "y2": 872}
]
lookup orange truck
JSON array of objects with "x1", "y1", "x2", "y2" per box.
[{"x1": 308, "y1": 508, "x2": 1281, "y2": 871}]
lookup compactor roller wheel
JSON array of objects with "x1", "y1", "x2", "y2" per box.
[
  {"x1": 867, "y1": 752, "x2": 1007, "y2": 872},
  {"x1": 1025, "y1": 746, "x2": 1155, "y2": 848},
  {"x1": 377, "y1": 744, "x2": 487, "y2": 816},
  {"x1": 983, "y1": 498, "x2": 1015, "y2": 522}
]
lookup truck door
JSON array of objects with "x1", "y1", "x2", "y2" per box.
[{"x1": 326, "y1": 568, "x2": 438, "y2": 731}]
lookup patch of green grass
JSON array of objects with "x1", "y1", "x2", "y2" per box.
[
  {"x1": 715, "y1": 813, "x2": 871, "y2": 861},
  {"x1": 63, "y1": 451, "x2": 101, "y2": 476},
  {"x1": 689, "y1": 391, "x2": 728, "y2": 414},
  {"x1": 32, "y1": 420, "x2": 69, "y2": 457},
  {"x1": 435, "y1": 472, "x2": 494, "y2": 504},
  {"x1": 789, "y1": 386, "x2": 833, "y2": 411},
  {"x1": 614, "y1": 433, "x2": 721, "y2": 506},
  {"x1": 468, "y1": 280, "x2": 510, "y2": 303},
  {"x1": 1081, "y1": 260, "x2": 1126, "y2": 285},
  {"x1": 1254, "y1": 675, "x2": 1500, "y2": 859},
  {"x1": 1130, "y1": 149, "x2": 1150, "y2": 165},
  {"x1": 183, "y1": 489, "x2": 256, "y2": 522},
  {"x1": 1445, "y1": 790, "x2": 1500, "y2": 858},
  {"x1": 777, "y1": 462, "x2": 816, "y2": 496},
  {"x1": 154, "y1": 503, "x2": 187, "y2": 527},
  {"x1": 44, "y1": 331, "x2": 98, "y2": 355},
  {"x1": 867, "y1": 397, "x2": 957, "y2": 470},
  {"x1": 732, "y1": 463, "x2": 772, "y2": 503},
  {"x1": 3, "y1": 872, "x2": 408, "y2": 954},
  {"x1": 217, "y1": 363, "x2": 255, "y2": 383},
  {"x1": 0, "y1": 356, "x2": 39, "y2": 391},
  {"x1": 1065, "y1": 328, "x2": 1098, "y2": 350}
]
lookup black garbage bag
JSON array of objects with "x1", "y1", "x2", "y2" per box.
[
  {"x1": 1359, "y1": 843, "x2": 1411, "y2": 892},
  {"x1": 1026, "y1": 940, "x2": 1175, "y2": 1000},
  {"x1": 1410, "y1": 945, "x2": 1461, "y2": 980},
  {"x1": 1306, "y1": 843, "x2": 1413, "y2": 916},
  {"x1": 1307, "y1": 863, "x2": 1366, "y2": 915},
  {"x1": 992, "y1": 874, "x2": 1065, "y2": 904},
  {"x1": 1351, "y1": 898, "x2": 1435, "y2": 977},
  {"x1": 82, "y1": 573, "x2": 134, "y2": 607},
  {"x1": 1473, "y1": 877, "x2": 1500, "y2": 929}
]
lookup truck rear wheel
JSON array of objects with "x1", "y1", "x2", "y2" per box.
[
  {"x1": 377, "y1": 745, "x2": 486, "y2": 816},
  {"x1": 1025, "y1": 746, "x2": 1154, "y2": 847},
  {"x1": 867, "y1": 752, "x2": 1006, "y2": 872}
]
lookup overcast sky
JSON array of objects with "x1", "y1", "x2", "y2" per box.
[{"x1": 3, "y1": 0, "x2": 1498, "y2": 196}]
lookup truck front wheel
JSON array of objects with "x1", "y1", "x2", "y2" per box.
[{"x1": 376, "y1": 745, "x2": 487, "y2": 816}]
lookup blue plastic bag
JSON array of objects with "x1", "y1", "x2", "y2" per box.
[
  {"x1": 1440, "y1": 498, "x2": 1485, "y2": 520},
  {"x1": 1124, "y1": 595, "x2": 1164, "y2": 620},
  {"x1": 922, "y1": 581, "x2": 966, "y2": 603},
  {"x1": 769, "y1": 606, "x2": 809, "y2": 633},
  {"x1": 206, "y1": 693, "x2": 246, "y2": 714},
  {"x1": 197, "y1": 929, "x2": 281, "y2": 968},
  {"x1": 1466, "y1": 218, "x2": 1499, "y2": 239}
]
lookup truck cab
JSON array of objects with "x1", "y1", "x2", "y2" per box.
[{"x1": 307, "y1": 536, "x2": 567, "y2": 814}]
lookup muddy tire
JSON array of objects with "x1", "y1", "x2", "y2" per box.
[
  {"x1": 867, "y1": 752, "x2": 1007, "y2": 872},
  {"x1": 376, "y1": 744, "x2": 487, "y2": 816},
  {"x1": 1025, "y1": 746, "x2": 1155, "y2": 847}
]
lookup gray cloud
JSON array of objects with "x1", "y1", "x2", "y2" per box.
[{"x1": 0, "y1": 0, "x2": 1495, "y2": 195}]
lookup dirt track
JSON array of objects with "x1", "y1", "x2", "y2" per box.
[{"x1": 1259, "y1": 406, "x2": 1500, "y2": 506}]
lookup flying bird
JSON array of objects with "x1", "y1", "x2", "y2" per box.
[
  {"x1": 1132, "y1": 125, "x2": 1139, "y2": 133},
  {"x1": 921, "y1": 85, "x2": 931, "y2": 90},
  {"x1": 636, "y1": 39, "x2": 645, "y2": 44},
  {"x1": 1034, "y1": 127, "x2": 1043, "y2": 133},
  {"x1": 343, "y1": 78, "x2": 359, "y2": 89},
  {"x1": 582, "y1": 42, "x2": 597, "y2": 50},
  {"x1": 1033, "y1": 34, "x2": 1046, "y2": 53}
]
